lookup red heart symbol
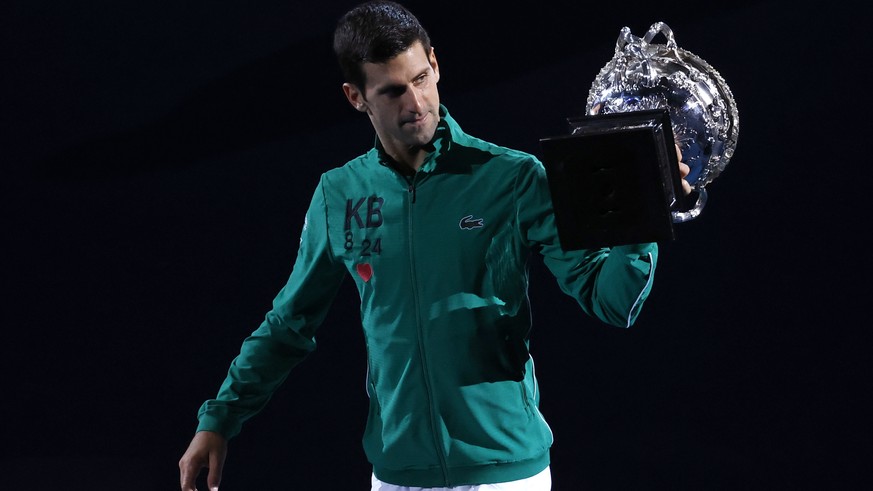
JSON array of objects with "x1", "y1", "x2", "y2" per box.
[{"x1": 356, "y1": 263, "x2": 373, "y2": 282}]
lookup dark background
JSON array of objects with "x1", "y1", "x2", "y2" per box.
[{"x1": 2, "y1": 1, "x2": 868, "y2": 490}]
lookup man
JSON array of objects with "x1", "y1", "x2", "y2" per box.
[{"x1": 179, "y1": 2, "x2": 691, "y2": 490}]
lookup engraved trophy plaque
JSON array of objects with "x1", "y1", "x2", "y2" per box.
[{"x1": 586, "y1": 21, "x2": 739, "y2": 223}]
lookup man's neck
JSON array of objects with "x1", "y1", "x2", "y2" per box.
[
  {"x1": 382, "y1": 142, "x2": 433, "y2": 176},
  {"x1": 392, "y1": 149, "x2": 425, "y2": 175}
]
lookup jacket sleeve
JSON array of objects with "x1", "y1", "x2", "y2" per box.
[
  {"x1": 515, "y1": 157, "x2": 658, "y2": 328},
  {"x1": 196, "y1": 176, "x2": 347, "y2": 439}
]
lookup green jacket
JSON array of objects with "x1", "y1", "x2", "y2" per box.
[{"x1": 197, "y1": 106, "x2": 658, "y2": 487}]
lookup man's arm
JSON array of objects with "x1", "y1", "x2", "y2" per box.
[
  {"x1": 516, "y1": 158, "x2": 659, "y2": 327},
  {"x1": 179, "y1": 177, "x2": 346, "y2": 489},
  {"x1": 519, "y1": 146, "x2": 689, "y2": 327}
]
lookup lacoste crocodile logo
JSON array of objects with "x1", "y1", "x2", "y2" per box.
[{"x1": 459, "y1": 215, "x2": 484, "y2": 230}]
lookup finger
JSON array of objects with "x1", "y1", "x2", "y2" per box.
[
  {"x1": 179, "y1": 457, "x2": 203, "y2": 491},
  {"x1": 206, "y1": 450, "x2": 226, "y2": 491},
  {"x1": 682, "y1": 178, "x2": 692, "y2": 196},
  {"x1": 678, "y1": 161, "x2": 690, "y2": 178},
  {"x1": 675, "y1": 143, "x2": 683, "y2": 162}
]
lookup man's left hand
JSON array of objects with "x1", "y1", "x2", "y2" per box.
[{"x1": 676, "y1": 144, "x2": 692, "y2": 195}]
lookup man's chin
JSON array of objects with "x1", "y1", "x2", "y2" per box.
[{"x1": 405, "y1": 124, "x2": 437, "y2": 146}]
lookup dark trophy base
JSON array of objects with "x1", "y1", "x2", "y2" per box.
[{"x1": 539, "y1": 109, "x2": 686, "y2": 250}]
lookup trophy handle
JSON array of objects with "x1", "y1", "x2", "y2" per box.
[
  {"x1": 615, "y1": 22, "x2": 678, "y2": 51},
  {"x1": 642, "y1": 22, "x2": 680, "y2": 54},
  {"x1": 672, "y1": 187, "x2": 708, "y2": 223}
]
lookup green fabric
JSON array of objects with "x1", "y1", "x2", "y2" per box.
[{"x1": 197, "y1": 106, "x2": 658, "y2": 487}]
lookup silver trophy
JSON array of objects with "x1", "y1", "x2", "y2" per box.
[{"x1": 586, "y1": 22, "x2": 739, "y2": 222}]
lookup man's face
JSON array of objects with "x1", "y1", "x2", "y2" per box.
[{"x1": 344, "y1": 41, "x2": 440, "y2": 159}]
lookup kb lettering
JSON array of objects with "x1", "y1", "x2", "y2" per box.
[{"x1": 345, "y1": 197, "x2": 384, "y2": 231}]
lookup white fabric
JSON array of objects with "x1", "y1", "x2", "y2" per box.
[{"x1": 370, "y1": 466, "x2": 551, "y2": 491}]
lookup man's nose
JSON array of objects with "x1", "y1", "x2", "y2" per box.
[{"x1": 403, "y1": 86, "x2": 425, "y2": 113}]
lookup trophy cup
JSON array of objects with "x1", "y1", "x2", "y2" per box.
[
  {"x1": 540, "y1": 22, "x2": 738, "y2": 249},
  {"x1": 586, "y1": 21, "x2": 739, "y2": 222}
]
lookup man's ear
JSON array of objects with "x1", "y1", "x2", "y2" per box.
[
  {"x1": 429, "y1": 47, "x2": 440, "y2": 83},
  {"x1": 343, "y1": 83, "x2": 368, "y2": 112}
]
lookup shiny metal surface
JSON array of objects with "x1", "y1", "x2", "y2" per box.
[{"x1": 587, "y1": 22, "x2": 738, "y2": 222}]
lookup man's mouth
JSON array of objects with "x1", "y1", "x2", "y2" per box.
[{"x1": 404, "y1": 113, "x2": 429, "y2": 126}]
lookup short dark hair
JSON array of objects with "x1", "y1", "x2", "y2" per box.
[{"x1": 333, "y1": 1, "x2": 432, "y2": 90}]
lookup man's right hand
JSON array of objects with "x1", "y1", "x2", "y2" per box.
[{"x1": 179, "y1": 431, "x2": 228, "y2": 491}]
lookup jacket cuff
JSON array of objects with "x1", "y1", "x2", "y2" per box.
[
  {"x1": 197, "y1": 403, "x2": 243, "y2": 440},
  {"x1": 612, "y1": 242, "x2": 657, "y2": 256}
]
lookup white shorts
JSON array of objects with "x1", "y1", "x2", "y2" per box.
[{"x1": 370, "y1": 466, "x2": 551, "y2": 491}]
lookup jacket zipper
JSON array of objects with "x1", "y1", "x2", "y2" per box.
[
  {"x1": 404, "y1": 175, "x2": 417, "y2": 203},
  {"x1": 405, "y1": 172, "x2": 450, "y2": 484}
]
